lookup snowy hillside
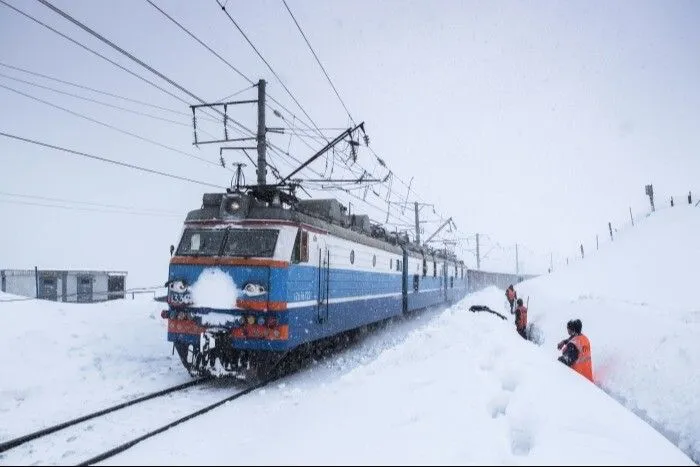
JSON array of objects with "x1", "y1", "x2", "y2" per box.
[
  {"x1": 0, "y1": 206, "x2": 697, "y2": 465},
  {"x1": 520, "y1": 204, "x2": 700, "y2": 462}
]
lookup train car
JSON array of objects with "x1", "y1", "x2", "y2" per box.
[{"x1": 162, "y1": 187, "x2": 468, "y2": 379}]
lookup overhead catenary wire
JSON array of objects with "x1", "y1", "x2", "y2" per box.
[
  {"x1": 0, "y1": 72, "x2": 191, "y2": 128},
  {"x1": 17, "y1": 0, "x2": 446, "y2": 238},
  {"x1": 214, "y1": 0, "x2": 328, "y2": 141},
  {"x1": 4, "y1": 0, "x2": 436, "y2": 229},
  {"x1": 142, "y1": 0, "x2": 420, "y2": 227},
  {"x1": 0, "y1": 0, "x2": 237, "y2": 142},
  {"x1": 0, "y1": 0, "x2": 194, "y2": 109},
  {"x1": 0, "y1": 198, "x2": 183, "y2": 218},
  {"x1": 0, "y1": 61, "x2": 208, "y2": 119},
  {"x1": 36, "y1": 0, "x2": 252, "y2": 137},
  {"x1": 0, "y1": 191, "x2": 182, "y2": 216},
  {"x1": 145, "y1": 0, "x2": 329, "y2": 146},
  {"x1": 281, "y1": 0, "x2": 355, "y2": 124},
  {"x1": 0, "y1": 83, "x2": 227, "y2": 170},
  {"x1": 0, "y1": 132, "x2": 226, "y2": 189}
]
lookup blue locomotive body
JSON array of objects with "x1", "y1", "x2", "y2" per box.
[{"x1": 163, "y1": 190, "x2": 468, "y2": 378}]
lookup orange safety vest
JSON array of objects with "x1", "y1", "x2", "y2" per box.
[
  {"x1": 570, "y1": 334, "x2": 593, "y2": 382},
  {"x1": 515, "y1": 305, "x2": 527, "y2": 329},
  {"x1": 506, "y1": 288, "x2": 516, "y2": 301}
]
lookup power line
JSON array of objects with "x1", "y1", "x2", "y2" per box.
[
  {"x1": 0, "y1": 1, "x2": 227, "y2": 133},
  {"x1": 0, "y1": 72, "x2": 190, "y2": 127},
  {"x1": 281, "y1": 0, "x2": 354, "y2": 124},
  {"x1": 0, "y1": 83, "x2": 225, "y2": 169},
  {"x1": 0, "y1": 198, "x2": 182, "y2": 218},
  {"x1": 143, "y1": 0, "x2": 387, "y2": 199},
  {"x1": 0, "y1": 191, "x2": 181, "y2": 215},
  {"x1": 0, "y1": 132, "x2": 226, "y2": 189},
  {"x1": 0, "y1": 0, "x2": 226, "y2": 142},
  {"x1": 145, "y1": 0, "x2": 253, "y2": 85},
  {"x1": 37, "y1": 0, "x2": 251, "y2": 136},
  {"x1": 214, "y1": 0, "x2": 327, "y2": 140},
  {"x1": 0, "y1": 61, "x2": 196, "y2": 118},
  {"x1": 145, "y1": 0, "x2": 327, "y2": 147},
  {"x1": 0, "y1": 0, "x2": 192, "y2": 107},
  {"x1": 20, "y1": 0, "x2": 437, "y2": 232}
]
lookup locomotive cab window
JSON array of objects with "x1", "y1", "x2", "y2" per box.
[
  {"x1": 176, "y1": 229, "x2": 227, "y2": 256},
  {"x1": 292, "y1": 229, "x2": 309, "y2": 263},
  {"x1": 223, "y1": 229, "x2": 279, "y2": 258}
]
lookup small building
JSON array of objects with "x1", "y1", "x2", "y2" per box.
[{"x1": 0, "y1": 269, "x2": 127, "y2": 302}]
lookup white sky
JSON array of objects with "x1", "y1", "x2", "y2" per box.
[
  {"x1": 1, "y1": 0, "x2": 699, "y2": 287},
  {"x1": 1, "y1": 204, "x2": 698, "y2": 465}
]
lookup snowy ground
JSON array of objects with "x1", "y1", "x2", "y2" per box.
[
  {"x1": 519, "y1": 205, "x2": 700, "y2": 462},
  {"x1": 1, "y1": 205, "x2": 698, "y2": 465}
]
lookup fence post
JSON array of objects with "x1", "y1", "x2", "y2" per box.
[
  {"x1": 34, "y1": 266, "x2": 39, "y2": 299},
  {"x1": 580, "y1": 244, "x2": 584, "y2": 259},
  {"x1": 608, "y1": 222, "x2": 614, "y2": 241},
  {"x1": 645, "y1": 184, "x2": 655, "y2": 212},
  {"x1": 629, "y1": 207, "x2": 634, "y2": 226},
  {"x1": 596, "y1": 234, "x2": 599, "y2": 250}
]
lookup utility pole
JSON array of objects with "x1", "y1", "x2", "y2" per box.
[
  {"x1": 256, "y1": 79, "x2": 267, "y2": 186},
  {"x1": 515, "y1": 243, "x2": 519, "y2": 275},
  {"x1": 608, "y1": 222, "x2": 614, "y2": 241},
  {"x1": 549, "y1": 252, "x2": 553, "y2": 272},
  {"x1": 629, "y1": 206, "x2": 634, "y2": 226},
  {"x1": 476, "y1": 233, "x2": 481, "y2": 270},
  {"x1": 414, "y1": 202, "x2": 420, "y2": 245},
  {"x1": 596, "y1": 234, "x2": 599, "y2": 250}
]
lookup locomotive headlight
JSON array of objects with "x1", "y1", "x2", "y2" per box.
[
  {"x1": 242, "y1": 283, "x2": 267, "y2": 297},
  {"x1": 227, "y1": 199, "x2": 241, "y2": 213},
  {"x1": 168, "y1": 280, "x2": 188, "y2": 293}
]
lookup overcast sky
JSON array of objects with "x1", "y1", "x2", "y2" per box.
[{"x1": 1, "y1": 0, "x2": 699, "y2": 287}]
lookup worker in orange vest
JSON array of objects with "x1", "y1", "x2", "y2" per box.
[
  {"x1": 514, "y1": 298, "x2": 527, "y2": 339},
  {"x1": 505, "y1": 285, "x2": 517, "y2": 314},
  {"x1": 557, "y1": 319, "x2": 593, "y2": 382}
]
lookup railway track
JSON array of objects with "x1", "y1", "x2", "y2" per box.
[
  {"x1": 0, "y1": 372, "x2": 282, "y2": 465},
  {"x1": 0, "y1": 325, "x2": 391, "y2": 465}
]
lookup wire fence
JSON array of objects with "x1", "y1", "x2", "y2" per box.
[
  {"x1": 550, "y1": 186, "x2": 696, "y2": 272},
  {"x1": 0, "y1": 284, "x2": 165, "y2": 303}
]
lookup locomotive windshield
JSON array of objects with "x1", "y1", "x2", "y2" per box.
[
  {"x1": 223, "y1": 229, "x2": 278, "y2": 257},
  {"x1": 176, "y1": 228, "x2": 278, "y2": 257},
  {"x1": 176, "y1": 229, "x2": 226, "y2": 256}
]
